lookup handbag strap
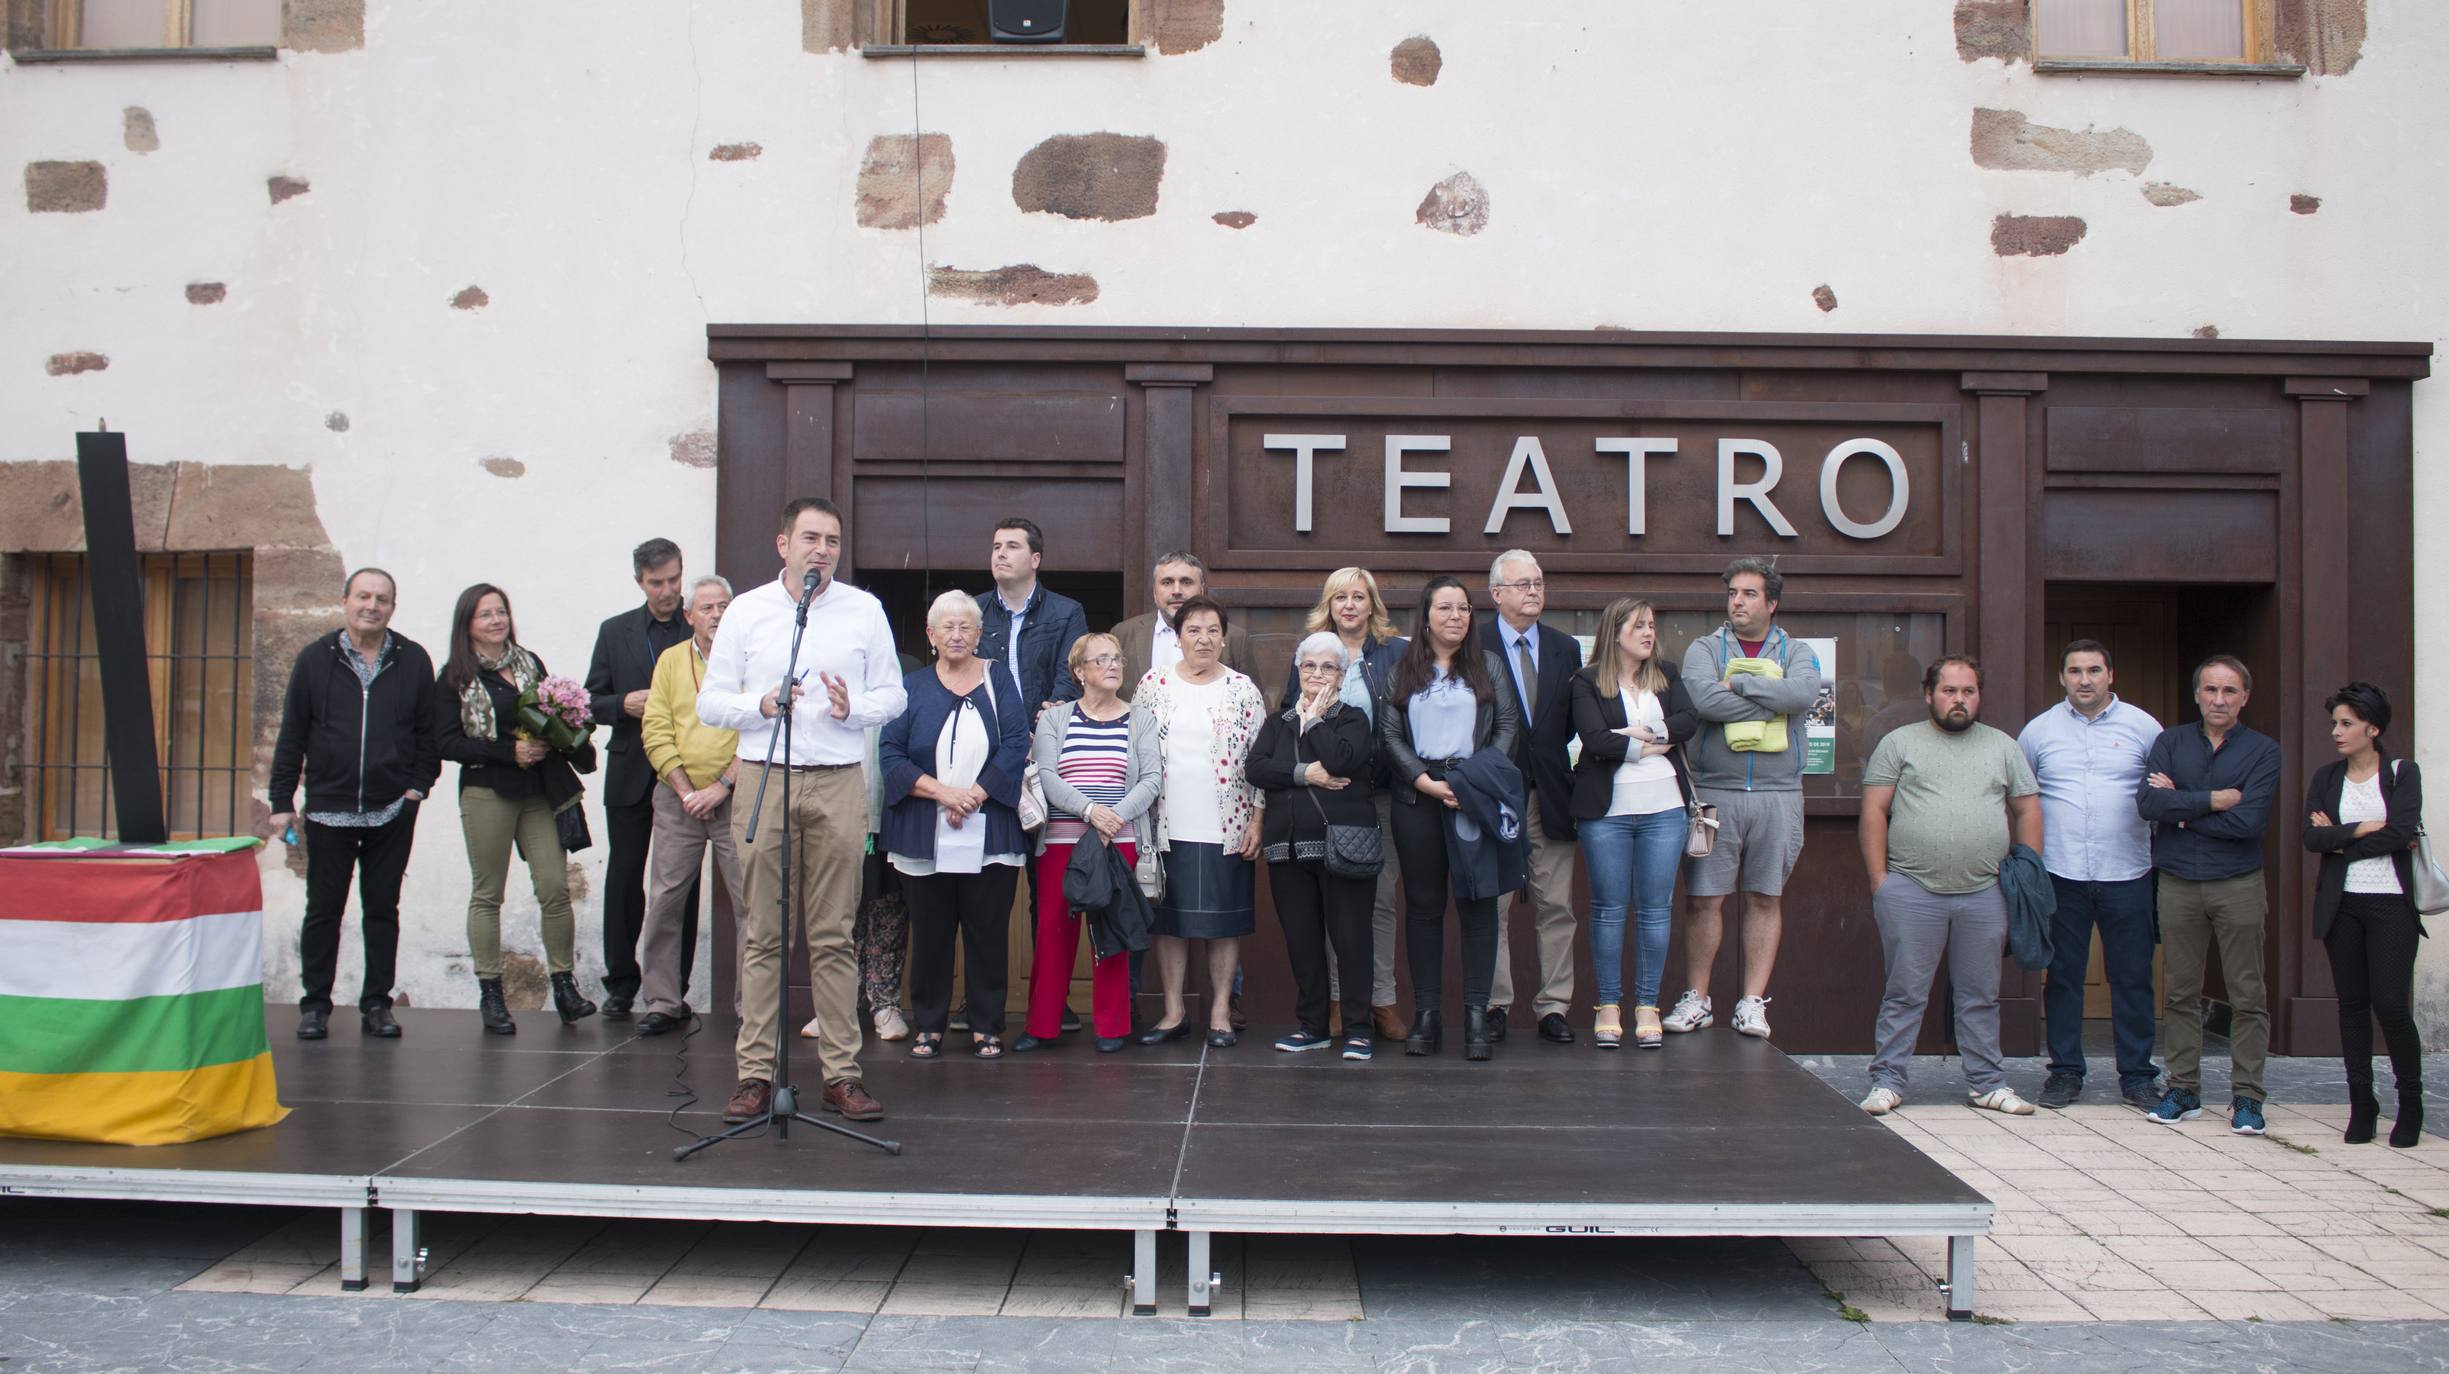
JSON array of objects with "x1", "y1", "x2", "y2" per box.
[{"x1": 1294, "y1": 714, "x2": 1335, "y2": 831}]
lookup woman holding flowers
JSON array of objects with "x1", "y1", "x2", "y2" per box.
[{"x1": 436, "y1": 582, "x2": 601, "y2": 1032}]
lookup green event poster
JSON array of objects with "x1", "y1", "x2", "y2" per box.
[{"x1": 1800, "y1": 637, "x2": 1838, "y2": 775}]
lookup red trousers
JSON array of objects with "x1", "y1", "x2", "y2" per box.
[{"x1": 1028, "y1": 839, "x2": 1136, "y2": 1039}]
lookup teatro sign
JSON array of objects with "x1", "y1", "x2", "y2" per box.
[{"x1": 1203, "y1": 396, "x2": 1961, "y2": 575}]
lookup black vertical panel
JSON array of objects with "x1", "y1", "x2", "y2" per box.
[{"x1": 74, "y1": 430, "x2": 167, "y2": 845}]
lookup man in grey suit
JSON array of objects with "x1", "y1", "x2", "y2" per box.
[{"x1": 1112, "y1": 551, "x2": 1257, "y2": 701}]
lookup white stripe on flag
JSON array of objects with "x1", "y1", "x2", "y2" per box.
[{"x1": 0, "y1": 909, "x2": 266, "y2": 1002}]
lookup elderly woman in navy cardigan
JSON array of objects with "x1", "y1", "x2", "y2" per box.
[
  {"x1": 2302, "y1": 681, "x2": 2428, "y2": 1147},
  {"x1": 880, "y1": 591, "x2": 1033, "y2": 1060}
]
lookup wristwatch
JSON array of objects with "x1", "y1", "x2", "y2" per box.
[{"x1": 720, "y1": 775, "x2": 736, "y2": 790}]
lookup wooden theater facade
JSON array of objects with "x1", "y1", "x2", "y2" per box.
[{"x1": 705, "y1": 325, "x2": 2429, "y2": 1056}]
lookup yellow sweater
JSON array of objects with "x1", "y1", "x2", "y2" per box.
[{"x1": 641, "y1": 640, "x2": 738, "y2": 790}]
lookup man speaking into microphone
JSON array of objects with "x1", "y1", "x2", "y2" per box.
[{"x1": 697, "y1": 498, "x2": 907, "y2": 1124}]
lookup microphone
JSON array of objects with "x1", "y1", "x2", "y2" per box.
[{"x1": 801, "y1": 565, "x2": 824, "y2": 598}]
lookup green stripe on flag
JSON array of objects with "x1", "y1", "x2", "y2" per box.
[{"x1": 0, "y1": 984, "x2": 271, "y2": 1075}]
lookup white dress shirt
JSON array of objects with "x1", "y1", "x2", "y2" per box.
[
  {"x1": 697, "y1": 574, "x2": 907, "y2": 767},
  {"x1": 2016, "y1": 694, "x2": 2162, "y2": 883},
  {"x1": 1149, "y1": 618, "x2": 1184, "y2": 677}
]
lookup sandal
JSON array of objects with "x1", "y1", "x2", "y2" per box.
[
  {"x1": 974, "y1": 1035, "x2": 1005, "y2": 1060},
  {"x1": 1593, "y1": 1005, "x2": 1624, "y2": 1050},
  {"x1": 1634, "y1": 1005, "x2": 1664, "y2": 1050},
  {"x1": 910, "y1": 1033, "x2": 942, "y2": 1059}
]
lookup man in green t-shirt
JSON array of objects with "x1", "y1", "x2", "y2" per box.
[{"x1": 1856, "y1": 655, "x2": 2043, "y2": 1117}]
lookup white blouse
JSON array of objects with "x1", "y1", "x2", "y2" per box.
[{"x1": 2340, "y1": 771, "x2": 2403, "y2": 896}]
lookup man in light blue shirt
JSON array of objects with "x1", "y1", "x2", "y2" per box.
[{"x1": 2017, "y1": 639, "x2": 2164, "y2": 1111}]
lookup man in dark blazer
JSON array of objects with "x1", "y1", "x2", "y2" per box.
[
  {"x1": 976, "y1": 517, "x2": 1089, "y2": 722},
  {"x1": 1113, "y1": 550, "x2": 1256, "y2": 702},
  {"x1": 1480, "y1": 549, "x2": 1584, "y2": 1045},
  {"x1": 587, "y1": 537, "x2": 695, "y2": 1018}
]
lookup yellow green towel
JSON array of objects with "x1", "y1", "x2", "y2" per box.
[{"x1": 1722, "y1": 657, "x2": 1789, "y2": 754}]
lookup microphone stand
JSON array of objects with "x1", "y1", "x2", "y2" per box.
[{"x1": 678, "y1": 566, "x2": 900, "y2": 1160}]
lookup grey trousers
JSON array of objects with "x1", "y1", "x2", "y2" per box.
[
  {"x1": 1869, "y1": 872, "x2": 2007, "y2": 1096},
  {"x1": 1325, "y1": 790, "x2": 1401, "y2": 1008},
  {"x1": 640, "y1": 786, "x2": 744, "y2": 1019}
]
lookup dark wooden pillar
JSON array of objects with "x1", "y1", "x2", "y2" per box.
[
  {"x1": 770, "y1": 361, "x2": 851, "y2": 576},
  {"x1": 1124, "y1": 364, "x2": 1211, "y2": 610},
  {"x1": 2278, "y1": 376, "x2": 2367, "y2": 1055},
  {"x1": 1961, "y1": 372, "x2": 2047, "y2": 1055}
]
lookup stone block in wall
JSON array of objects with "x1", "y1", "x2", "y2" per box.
[
  {"x1": 281, "y1": 0, "x2": 364, "y2": 52},
  {"x1": 0, "y1": 460, "x2": 178, "y2": 552},
  {"x1": 162, "y1": 464, "x2": 322, "y2": 551}
]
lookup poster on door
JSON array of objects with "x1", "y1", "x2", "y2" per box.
[{"x1": 1799, "y1": 637, "x2": 1837, "y2": 775}]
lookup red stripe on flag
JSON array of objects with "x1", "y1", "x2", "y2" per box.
[{"x1": 0, "y1": 849, "x2": 263, "y2": 924}]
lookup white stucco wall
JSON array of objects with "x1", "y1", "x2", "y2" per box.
[{"x1": 3, "y1": 1, "x2": 2442, "y2": 1029}]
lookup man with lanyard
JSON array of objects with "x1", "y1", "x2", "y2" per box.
[
  {"x1": 586, "y1": 538, "x2": 694, "y2": 1018},
  {"x1": 1484, "y1": 549, "x2": 1585, "y2": 1045},
  {"x1": 1669, "y1": 557, "x2": 1823, "y2": 1042},
  {"x1": 634, "y1": 575, "x2": 744, "y2": 1037},
  {"x1": 2137, "y1": 654, "x2": 2282, "y2": 1136},
  {"x1": 974, "y1": 516, "x2": 1090, "y2": 1031},
  {"x1": 697, "y1": 498, "x2": 907, "y2": 1124},
  {"x1": 268, "y1": 568, "x2": 438, "y2": 1041},
  {"x1": 2018, "y1": 639, "x2": 2164, "y2": 1110}
]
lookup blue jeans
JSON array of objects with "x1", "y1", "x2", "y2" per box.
[
  {"x1": 1581, "y1": 808, "x2": 1687, "y2": 1008},
  {"x1": 2043, "y1": 873, "x2": 2159, "y2": 1086}
]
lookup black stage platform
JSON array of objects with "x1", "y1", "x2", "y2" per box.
[{"x1": 0, "y1": 1009, "x2": 1992, "y2": 1317}]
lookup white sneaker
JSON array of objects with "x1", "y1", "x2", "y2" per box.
[
  {"x1": 1970, "y1": 1087, "x2": 2036, "y2": 1116},
  {"x1": 872, "y1": 1007, "x2": 910, "y2": 1042},
  {"x1": 1731, "y1": 995, "x2": 1772, "y2": 1039},
  {"x1": 1860, "y1": 1086, "x2": 1903, "y2": 1115},
  {"x1": 798, "y1": 1015, "x2": 821, "y2": 1039},
  {"x1": 1661, "y1": 989, "x2": 1713, "y2": 1033}
]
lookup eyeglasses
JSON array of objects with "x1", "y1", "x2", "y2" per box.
[
  {"x1": 1086, "y1": 655, "x2": 1124, "y2": 669},
  {"x1": 1297, "y1": 662, "x2": 1345, "y2": 676},
  {"x1": 1497, "y1": 579, "x2": 1545, "y2": 593}
]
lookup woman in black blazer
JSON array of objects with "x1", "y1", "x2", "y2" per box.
[
  {"x1": 2301, "y1": 682, "x2": 2426, "y2": 1147},
  {"x1": 1378, "y1": 575, "x2": 1520, "y2": 1061},
  {"x1": 1567, "y1": 598, "x2": 1700, "y2": 1049}
]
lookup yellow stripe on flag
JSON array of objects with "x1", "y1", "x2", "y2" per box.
[{"x1": 0, "y1": 1053, "x2": 289, "y2": 1146}]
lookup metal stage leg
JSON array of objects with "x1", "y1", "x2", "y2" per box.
[
  {"x1": 1130, "y1": 1229, "x2": 1157, "y2": 1316},
  {"x1": 392, "y1": 1209, "x2": 426, "y2": 1294},
  {"x1": 1186, "y1": 1230, "x2": 1215, "y2": 1317},
  {"x1": 338, "y1": 1207, "x2": 367, "y2": 1291},
  {"x1": 1945, "y1": 1234, "x2": 1976, "y2": 1320}
]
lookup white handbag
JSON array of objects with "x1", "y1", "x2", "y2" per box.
[{"x1": 2394, "y1": 762, "x2": 2449, "y2": 916}]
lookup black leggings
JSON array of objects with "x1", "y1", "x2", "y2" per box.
[
  {"x1": 1269, "y1": 858, "x2": 1375, "y2": 1038},
  {"x1": 1390, "y1": 795, "x2": 1499, "y2": 1013},
  {"x1": 905, "y1": 867, "x2": 1019, "y2": 1038},
  {"x1": 2327, "y1": 892, "x2": 2424, "y2": 1094}
]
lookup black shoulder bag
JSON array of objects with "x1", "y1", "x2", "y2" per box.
[{"x1": 1298, "y1": 712, "x2": 1383, "y2": 880}]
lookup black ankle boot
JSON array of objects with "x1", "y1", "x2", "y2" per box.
[
  {"x1": 2346, "y1": 1079, "x2": 2380, "y2": 1144},
  {"x1": 2392, "y1": 1087, "x2": 2424, "y2": 1149},
  {"x1": 477, "y1": 978, "x2": 516, "y2": 1035},
  {"x1": 1464, "y1": 1007, "x2": 1493, "y2": 1062},
  {"x1": 1404, "y1": 1008, "x2": 1442, "y2": 1057},
  {"x1": 551, "y1": 972, "x2": 598, "y2": 1025}
]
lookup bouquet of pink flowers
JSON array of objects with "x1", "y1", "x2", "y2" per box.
[{"x1": 515, "y1": 675, "x2": 594, "y2": 753}]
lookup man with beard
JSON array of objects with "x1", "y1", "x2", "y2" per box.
[{"x1": 1855, "y1": 655, "x2": 2042, "y2": 1117}]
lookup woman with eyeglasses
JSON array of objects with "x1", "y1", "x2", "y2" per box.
[
  {"x1": 1276, "y1": 567, "x2": 1408, "y2": 1042},
  {"x1": 1568, "y1": 597, "x2": 1699, "y2": 1049},
  {"x1": 1018, "y1": 632, "x2": 1160, "y2": 1053},
  {"x1": 1248, "y1": 632, "x2": 1380, "y2": 1058},
  {"x1": 1135, "y1": 595, "x2": 1268, "y2": 1049},
  {"x1": 1379, "y1": 575, "x2": 1520, "y2": 1061}
]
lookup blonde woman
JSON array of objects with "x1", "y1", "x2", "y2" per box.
[
  {"x1": 1567, "y1": 598, "x2": 1699, "y2": 1049},
  {"x1": 1134, "y1": 596, "x2": 1268, "y2": 1049},
  {"x1": 1276, "y1": 568, "x2": 1407, "y2": 1041}
]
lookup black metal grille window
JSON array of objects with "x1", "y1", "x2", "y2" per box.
[{"x1": 25, "y1": 551, "x2": 255, "y2": 841}]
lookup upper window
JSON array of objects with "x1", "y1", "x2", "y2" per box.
[
  {"x1": 46, "y1": 0, "x2": 277, "y2": 50},
  {"x1": 897, "y1": 0, "x2": 1129, "y2": 47},
  {"x1": 2035, "y1": 0, "x2": 2269, "y2": 64}
]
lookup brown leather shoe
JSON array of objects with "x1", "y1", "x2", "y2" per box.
[
  {"x1": 721, "y1": 1078, "x2": 770, "y2": 1124},
  {"x1": 1229, "y1": 991, "x2": 1248, "y2": 1031},
  {"x1": 1373, "y1": 1004, "x2": 1406, "y2": 1040},
  {"x1": 823, "y1": 1078, "x2": 884, "y2": 1121}
]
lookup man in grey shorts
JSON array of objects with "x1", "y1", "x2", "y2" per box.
[
  {"x1": 1669, "y1": 557, "x2": 1822, "y2": 1041},
  {"x1": 1855, "y1": 655, "x2": 2043, "y2": 1116}
]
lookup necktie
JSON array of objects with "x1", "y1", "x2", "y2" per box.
[{"x1": 1515, "y1": 636, "x2": 1537, "y2": 726}]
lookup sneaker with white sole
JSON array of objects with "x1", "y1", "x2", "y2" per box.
[
  {"x1": 1731, "y1": 995, "x2": 1772, "y2": 1039},
  {"x1": 1661, "y1": 989, "x2": 1713, "y2": 1033},
  {"x1": 1860, "y1": 1086, "x2": 1903, "y2": 1115},
  {"x1": 799, "y1": 1015, "x2": 821, "y2": 1039},
  {"x1": 1970, "y1": 1087, "x2": 2036, "y2": 1116}
]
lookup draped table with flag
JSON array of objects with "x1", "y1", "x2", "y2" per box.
[{"x1": 0, "y1": 838, "x2": 288, "y2": 1145}]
